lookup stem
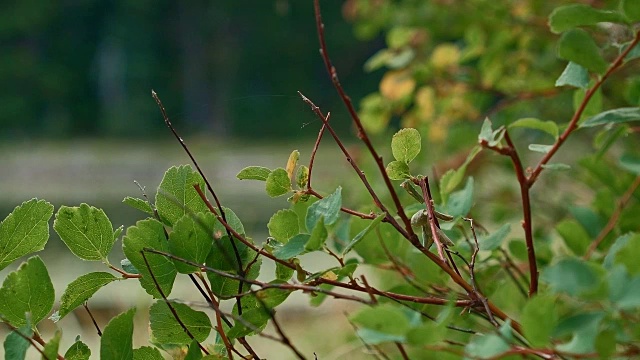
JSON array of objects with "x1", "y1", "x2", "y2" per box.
[
  {"x1": 584, "y1": 175, "x2": 640, "y2": 259},
  {"x1": 527, "y1": 30, "x2": 640, "y2": 186},
  {"x1": 312, "y1": 0, "x2": 414, "y2": 236}
]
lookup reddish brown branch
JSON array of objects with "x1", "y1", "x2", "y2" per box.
[
  {"x1": 527, "y1": 30, "x2": 640, "y2": 186},
  {"x1": 584, "y1": 174, "x2": 640, "y2": 259},
  {"x1": 312, "y1": 0, "x2": 414, "y2": 237}
]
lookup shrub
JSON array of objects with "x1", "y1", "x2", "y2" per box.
[{"x1": 1, "y1": 1, "x2": 640, "y2": 359}]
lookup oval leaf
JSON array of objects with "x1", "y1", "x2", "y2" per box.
[
  {"x1": 557, "y1": 29, "x2": 607, "y2": 74},
  {"x1": 149, "y1": 301, "x2": 211, "y2": 345},
  {"x1": 122, "y1": 219, "x2": 177, "y2": 298},
  {"x1": 305, "y1": 187, "x2": 342, "y2": 231},
  {"x1": 265, "y1": 168, "x2": 292, "y2": 197},
  {"x1": 168, "y1": 212, "x2": 216, "y2": 274},
  {"x1": 580, "y1": 107, "x2": 640, "y2": 127},
  {"x1": 0, "y1": 199, "x2": 54, "y2": 271},
  {"x1": 391, "y1": 128, "x2": 421, "y2": 163},
  {"x1": 480, "y1": 223, "x2": 511, "y2": 251},
  {"x1": 0, "y1": 256, "x2": 54, "y2": 328},
  {"x1": 54, "y1": 204, "x2": 117, "y2": 261},
  {"x1": 386, "y1": 160, "x2": 411, "y2": 180},
  {"x1": 58, "y1": 272, "x2": 120, "y2": 318},
  {"x1": 549, "y1": 4, "x2": 626, "y2": 34},
  {"x1": 236, "y1": 166, "x2": 272, "y2": 181},
  {"x1": 101, "y1": 308, "x2": 135, "y2": 360},
  {"x1": 267, "y1": 209, "x2": 299, "y2": 243},
  {"x1": 510, "y1": 118, "x2": 559, "y2": 139},
  {"x1": 155, "y1": 165, "x2": 208, "y2": 227}
]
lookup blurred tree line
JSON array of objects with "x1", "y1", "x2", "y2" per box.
[{"x1": 1, "y1": 0, "x2": 380, "y2": 139}]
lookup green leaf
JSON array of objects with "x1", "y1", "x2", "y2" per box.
[
  {"x1": 122, "y1": 197, "x2": 154, "y2": 216},
  {"x1": 122, "y1": 219, "x2": 177, "y2": 298},
  {"x1": 619, "y1": 153, "x2": 640, "y2": 175},
  {"x1": 265, "y1": 168, "x2": 292, "y2": 197},
  {"x1": 603, "y1": 233, "x2": 634, "y2": 269},
  {"x1": 53, "y1": 204, "x2": 118, "y2": 262},
  {"x1": 574, "y1": 87, "x2": 603, "y2": 120},
  {"x1": 273, "y1": 234, "x2": 309, "y2": 260},
  {"x1": 0, "y1": 199, "x2": 53, "y2": 271},
  {"x1": 622, "y1": 0, "x2": 640, "y2": 22},
  {"x1": 555, "y1": 312, "x2": 603, "y2": 354},
  {"x1": 555, "y1": 62, "x2": 589, "y2": 88},
  {"x1": 255, "y1": 283, "x2": 293, "y2": 308},
  {"x1": 557, "y1": 29, "x2": 607, "y2": 74},
  {"x1": 0, "y1": 256, "x2": 54, "y2": 328},
  {"x1": 133, "y1": 346, "x2": 164, "y2": 360},
  {"x1": 295, "y1": 165, "x2": 309, "y2": 189},
  {"x1": 608, "y1": 266, "x2": 640, "y2": 309},
  {"x1": 521, "y1": 295, "x2": 558, "y2": 347},
  {"x1": 305, "y1": 217, "x2": 328, "y2": 251},
  {"x1": 385, "y1": 160, "x2": 411, "y2": 180},
  {"x1": 3, "y1": 325, "x2": 33, "y2": 360},
  {"x1": 275, "y1": 262, "x2": 295, "y2": 281},
  {"x1": 350, "y1": 304, "x2": 411, "y2": 344},
  {"x1": 155, "y1": 165, "x2": 208, "y2": 226},
  {"x1": 406, "y1": 321, "x2": 447, "y2": 346},
  {"x1": 184, "y1": 340, "x2": 204, "y2": 360},
  {"x1": 528, "y1": 144, "x2": 553, "y2": 153},
  {"x1": 227, "y1": 295, "x2": 272, "y2": 338},
  {"x1": 213, "y1": 207, "x2": 245, "y2": 236},
  {"x1": 58, "y1": 272, "x2": 120, "y2": 318},
  {"x1": 581, "y1": 107, "x2": 640, "y2": 127},
  {"x1": 541, "y1": 163, "x2": 571, "y2": 171},
  {"x1": 343, "y1": 214, "x2": 386, "y2": 255},
  {"x1": 101, "y1": 308, "x2": 135, "y2": 360},
  {"x1": 444, "y1": 177, "x2": 474, "y2": 218},
  {"x1": 206, "y1": 237, "x2": 261, "y2": 298},
  {"x1": 595, "y1": 329, "x2": 616, "y2": 359},
  {"x1": 391, "y1": 128, "x2": 421, "y2": 163},
  {"x1": 237, "y1": 166, "x2": 271, "y2": 181},
  {"x1": 541, "y1": 257, "x2": 598, "y2": 296},
  {"x1": 305, "y1": 187, "x2": 342, "y2": 231},
  {"x1": 149, "y1": 301, "x2": 211, "y2": 345},
  {"x1": 556, "y1": 219, "x2": 590, "y2": 256},
  {"x1": 509, "y1": 118, "x2": 559, "y2": 139},
  {"x1": 42, "y1": 330, "x2": 62, "y2": 360},
  {"x1": 439, "y1": 146, "x2": 481, "y2": 200},
  {"x1": 64, "y1": 340, "x2": 91, "y2": 360},
  {"x1": 168, "y1": 212, "x2": 216, "y2": 274},
  {"x1": 478, "y1": 118, "x2": 493, "y2": 142},
  {"x1": 267, "y1": 209, "x2": 299, "y2": 243},
  {"x1": 613, "y1": 234, "x2": 640, "y2": 274},
  {"x1": 465, "y1": 333, "x2": 510, "y2": 359},
  {"x1": 479, "y1": 223, "x2": 511, "y2": 251},
  {"x1": 548, "y1": 4, "x2": 626, "y2": 34}
]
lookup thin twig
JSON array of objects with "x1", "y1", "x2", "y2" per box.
[
  {"x1": 269, "y1": 311, "x2": 307, "y2": 360},
  {"x1": 0, "y1": 319, "x2": 63, "y2": 360},
  {"x1": 307, "y1": 121, "x2": 327, "y2": 189},
  {"x1": 312, "y1": 0, "x2": 415, "y2": 237},
  {"x1": 83, "y1": 302, "x2": 103, "y2": 336},
  {"x1": 140, "y1": 251, "x2": 210, "y2": 355},
  {"x1": 152, "y1": 90, "x2": 247, "y2": 314},
  {"x1": 584, "y1": 174, "x2": 640, "y2": 259},
  {"x1": 465, "y1": 218, "x2": 498, "y2": 327},
  {"x1": 298, "y1": 92, "x2": 410, "y2": 238},
  {"x1": 528, "y1": 30, "x2": 640, "y2": 187}
]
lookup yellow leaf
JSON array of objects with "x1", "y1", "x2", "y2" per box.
[
  {"x1": 431, "y1": 44, "x2": 460, "y2": 70},
  {"x1": 415, "y1": 86, "x2": 435, "y2": 120},
  {"x1": 380, "y1": 70, "x2": 416, "y2": 101},
  {"x1": 285, "y1": 150, "x2": 300, "y2": 181}
]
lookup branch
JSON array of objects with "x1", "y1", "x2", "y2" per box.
[
  {"x1": 527, "y1": 30, "x2": 640, "y2": 186},
  {"x1": 140, "y1": 251, "x2": 210, "y2": 355},
  {"x1": 584, "y1": 174, "x2": 640, "y2": 259},
  {"x1": 312, "y1": 0, "x2": 414, "y2": 237},
  {"x1": 481, "y1": 130, "x2": 538, "y2": 296}
]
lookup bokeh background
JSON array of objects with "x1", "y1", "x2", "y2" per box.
[{"x1": 0, "y1": 1, "x2": 378, "y2": 358}]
